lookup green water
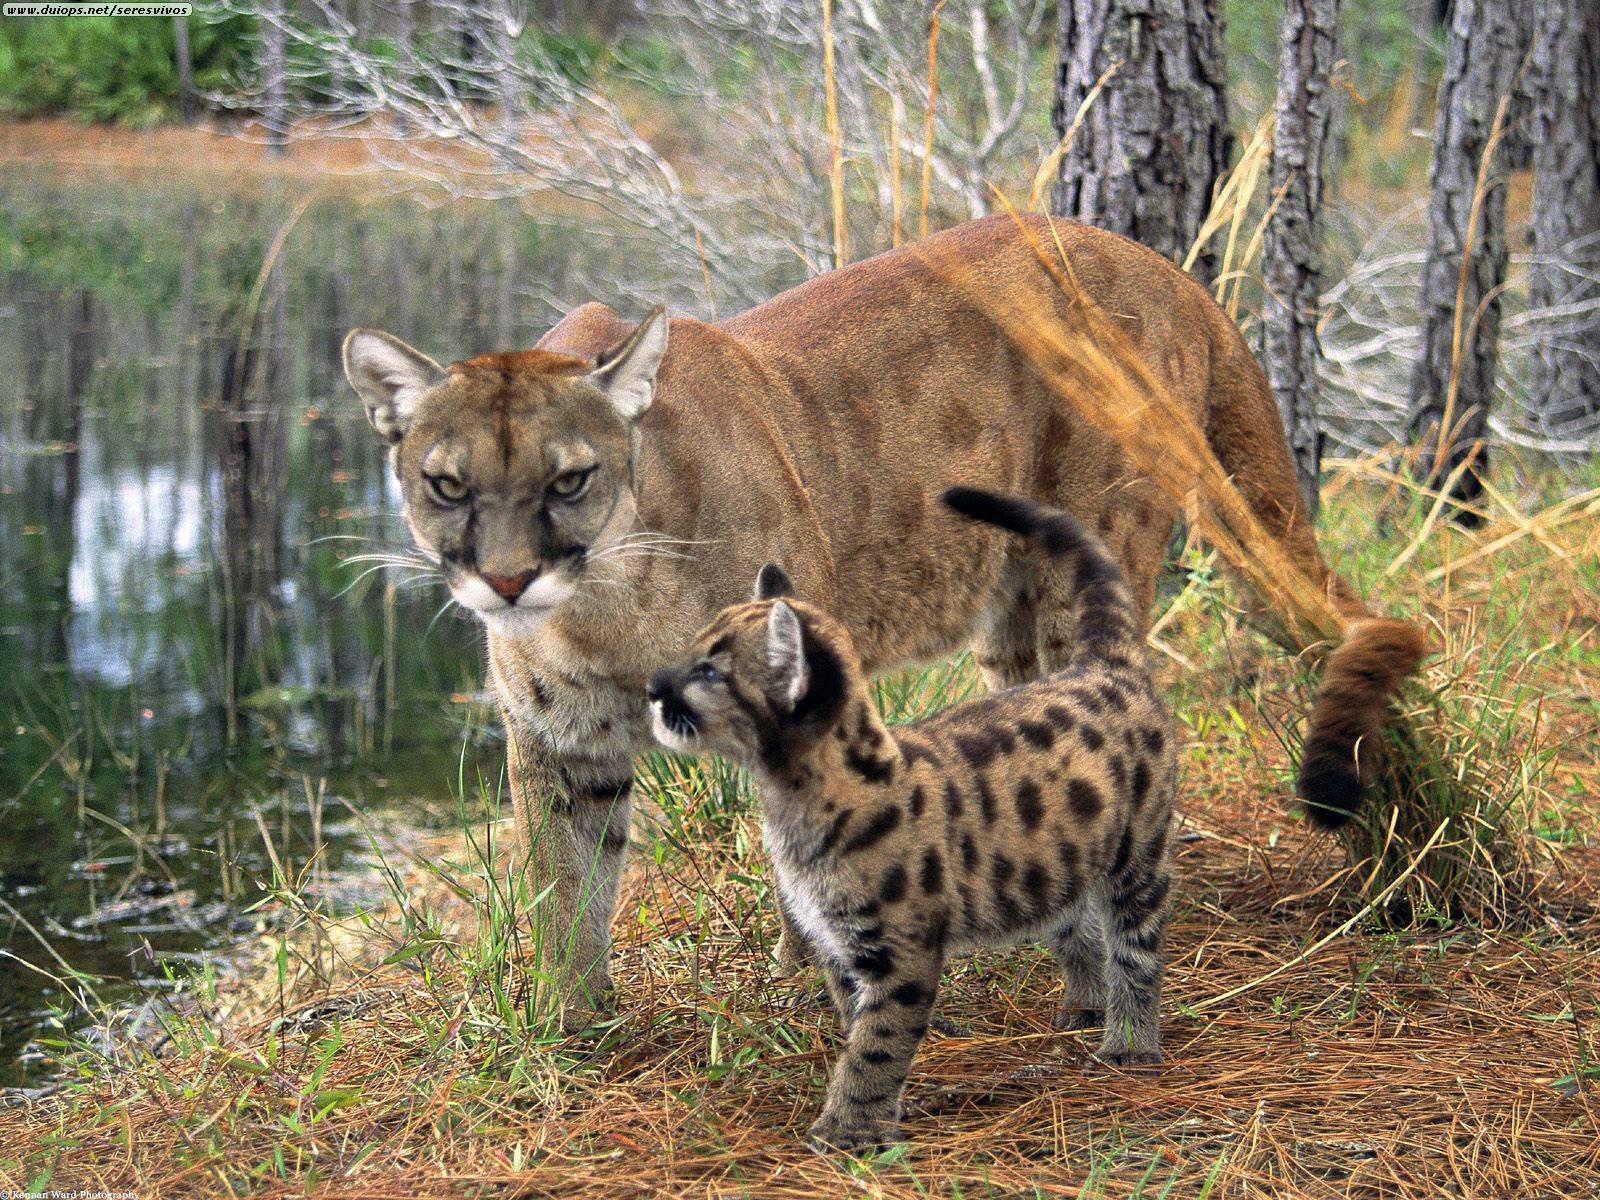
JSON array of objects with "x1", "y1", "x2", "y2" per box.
[{"x1": 0, "y1": 172, "x2": 724, "y2": 1084}]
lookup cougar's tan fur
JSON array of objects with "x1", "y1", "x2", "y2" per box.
[{"x1": 344, "y1": 214, "x2": 1408, "y2": 1026}]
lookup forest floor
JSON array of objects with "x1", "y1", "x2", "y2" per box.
[{"x1": 3, "y1": 461, "x2": 1599, "y2": 1198}]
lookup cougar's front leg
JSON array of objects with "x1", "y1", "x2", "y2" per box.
[{"x1": 503, "y1": 716, "x2": 633, "y2": 1032}]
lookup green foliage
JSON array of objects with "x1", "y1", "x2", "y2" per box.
[{"x1": 0, "y1": 14, "x2": 254, "y2": 126}]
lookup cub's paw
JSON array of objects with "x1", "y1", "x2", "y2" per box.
[
  {"x1": 1053, "y1": 1006, "x2": 1104, "y2": 1032},
  {"x1": 1089, "y1": 1045, "x2": 1163, "y2": 1072},
  {"x1": 807, "y1": 1113, "x2": 902, "y2": 1156}
]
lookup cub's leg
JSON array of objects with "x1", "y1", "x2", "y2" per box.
[
  {"x1": 1093, "y1": 847, "x2": 1171, "y2": 1067},
  {"x1": 818, "y1": 961, "x2": 859, "y2": 1033},
  {"x1": 1049, "y1": 901, "x2": 1107, "y2": 1031},
  {"x1": 503, "y1": 719, "x2": 632, "y2": 1031},
  {"x1": 808, "y1": 951, "x2": 942, "y2": 1155}
]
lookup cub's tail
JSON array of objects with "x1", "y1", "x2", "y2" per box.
[
  {"x1": 1296, "y1": 619, "x2": 1430, "y2": 828},
  {"x1": 941, "y1": 486, "x2": 1141, "y2": 669}
]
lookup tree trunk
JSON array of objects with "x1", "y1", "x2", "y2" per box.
[
  {"x1": 261, "y1": 0, "x2": 288, "y2": 155},
  {"x1": 1051, "y1": 0, "x2": 1232, "y2": 285},
  {"x1": 1527, "y1": 0, "x2": 1600, "y2": 441},
  {"x1": 1262, "y1": 0, "x2": 1341, "y2": 517},
  {"x1": 1407, "y1": 0, "x2": 1528, "y2": 522},
  {"x1": 174, "y1": 15, "x2": 196, "y2": 125}
]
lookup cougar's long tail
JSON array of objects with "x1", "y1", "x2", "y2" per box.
[
  {"x1": 1202, "y1": 324, "x2": 1430, "y2": 828},
  {"x1": 942, "y1": 486, "x2": 1142, "y2": 671},
  {"x1": 1295, "y1": 619, "x2": 1430, "y2": 828}
]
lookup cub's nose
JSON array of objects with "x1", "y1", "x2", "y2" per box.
[
  {"x1": 481, "y1": 569, "x2": 536, "y2": 602},
  {"x1": 647, "y1": 669, "x2": 678, "y2": 703}
]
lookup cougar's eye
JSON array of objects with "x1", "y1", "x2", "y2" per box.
[
  {"x1": 425, "y1": 473, "x2": 469, "y2": 504},
  {"x1": 690, "y1": 662, "x2": 723, "y2": 685},
  {"x1": 549, "y1": 466, "x2": 596, "y2": 500}
]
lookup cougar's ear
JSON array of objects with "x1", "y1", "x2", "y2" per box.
[
  {"x1": 765, "y1": 600, "x2": 809, "y2": 713},
  {"x1": 752, "y1": 562, "x2": 794, "y2": 602},
  {"x1": 588, "y1": 306, "x2": 668, "y2": 422},
  {"x1": 343, "y1": 330, "x2": 447, "y2": 443}
]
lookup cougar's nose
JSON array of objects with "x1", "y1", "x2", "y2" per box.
[
  {"x1": 647, "y1": 669, "x2": 678, "y2": 703},
  {"x1": 481, "y1": 569, "x2": 536, "y2": 602}
]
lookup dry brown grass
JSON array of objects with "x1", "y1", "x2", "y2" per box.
[
  {"x1": 6, "y1": 767, "x2": 1598, "y2": 1197},
  {"x1": 6, "y1": 467, "x2": 1598, "y2": 1195}
]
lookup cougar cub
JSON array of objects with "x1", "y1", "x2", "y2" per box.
[{"x1": 647, "y1": 488, "x2": 1177, "y2": 1153}]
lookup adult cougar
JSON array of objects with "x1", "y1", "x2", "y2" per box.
[{"x1": 342, "y1": 213, "x2": 1419, "y2": 1028}]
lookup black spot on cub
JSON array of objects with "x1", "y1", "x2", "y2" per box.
[
  {"x1": 1110, "y1": 826, "x2": 1134, "y2": 876},
  {"x1": 1071, "y1": 688, "x2": 1106, "y2": 715},
  {"x1": 805, "y1": 808, "x2": 853, "y2": 864},
  {"x1": 975, "y1": 777, "x2": 999, "y2": 824},
  {"x1": 961, "y1": 832, "x2": 979, "y2": 873},
  {"x1": 1018, "y1": 719, "x2": 1056, "y2": 750},
  {"x1": 1014, "y1": 779, "x2": 1044, "y2": 831},
  {"x1": 1023, "y1": 863, "x2": 1051, "y2": 912},
  {"x1": 1132, "y1": 760, "x2": 1152, "y2": 809},
  {"x1": 991, "y1": 852, "x2": 1015, "y2": 886},
  {"x1": 1058, "y1": 840, "x2": 1080, "y2": 873},
  {"x1": 853, "y1": 946, "x2": 895, "y2": 980},
  {"x1": 1098, "y1": 682, "x2": 1129, "y2": 713},
  {"x1": 1142, "y1": 726, "x2": 1166, "y2": 755},
  {"x1": 879, "y1": 863, "x2": 909, "y2": 904},
  {"x1": 840, "y1": 805, "x2": 902, "y2": 855},
  {"x1": 845, "y1": 746, "x2": 897, "y2": 784},
  {"x1": 890, "y1": 981, "x2": 928, "y2": 1007},
  {"x1": 901, "y1": 739, "x2": 943, "y2": 769},
  {"x1": 1079, "y1": 725, "x2": 1106, "y2": 752},
  {"x1": 1109, "y1": 754, "x2": 1129, "y2": 794},
  {"x1": 861, "y1": 1048, "x2": 895, "y2": 1065},
  {"x1": 943, "y1": 781, "x2": 965, "y2": 819},
  {"x1": 1068, "y1": 778, "x2": 1104, "y2": 819},
  {"x1": 908, "y1": 785, "x2": 927, "y2": 819},
  {"x1": 953, "y1": 728, "x2": 1014, "y2": 770},
  {"x1": 920, "y1": 847, "x2": 944, "y2": 894},
  {"x1": 1043, "y1": 705, "x2": 1077, "y2": 732}
]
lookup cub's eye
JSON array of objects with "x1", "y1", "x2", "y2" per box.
[
  {"x1": 689, "y1": 662, "x2": 723, "y2": 685},
  {"x1": 549, "y1": 466, "x2": 596, "y2": 500},
  {"x1": 425, "y1": 473, "x2": 469, "y2": 504}
]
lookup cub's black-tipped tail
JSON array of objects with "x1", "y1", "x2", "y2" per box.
[
  {"x1": 1295, "y1": 618, "x2": 1430, "y2": 828},
  {"x1": 942, "y1": 486, "x2": 1140, "y2": 666}
]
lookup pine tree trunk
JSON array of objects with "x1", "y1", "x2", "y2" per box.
[
  {"x1": 1527, "y1": 0, "x2": 1600, "y2": 441},
  {"x1": 261, "y1": 0, "x2": 287, "y2": 155},
  {"x1": 1051, "y1": 0, "x2": 1232, "y2": 285},
  {"x1": 1407, "y1": 0, "x2": 1528, "y2": 520},
  {"x1": 174, "y1": 15, "x2": 196, "y2": 125},
  {"x1": 1262, "y1": 0, "x2": 1341, "y2": 517}
]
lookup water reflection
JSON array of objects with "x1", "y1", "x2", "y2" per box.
[{"x1": 0, "y1": 175, "x2": 723, "y2": 1082}]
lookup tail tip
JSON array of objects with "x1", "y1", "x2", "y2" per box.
[{"x1": 1295, "y1": 761, "x2": 1362, "y2": 830}]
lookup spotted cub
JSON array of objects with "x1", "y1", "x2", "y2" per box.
[{"x1": 647, "y1": 488, "x2": 1177, "y2": 1153}]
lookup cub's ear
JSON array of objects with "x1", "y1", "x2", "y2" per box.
[
  {"x1": 343, "y1": 330, "x2": 447, "y2": 443},
  {"x1": 752, "y1": 562, "x2": 794, "y2": 602},
  {"x1": 588, "y1": 306, "x2": 668, "y2": 422},
  {"x1": 765, "y1": 600, "x2": 809, "y2": 713}
]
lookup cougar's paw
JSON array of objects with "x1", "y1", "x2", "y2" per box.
[
  {"x1": 807, "y1": 1113, "x2": 902, "y2": 1156},
  {"x1": 1053, "y1": 1006, "x2": 1104, "y2": 1032},
  {"x1": 556, "y1": 983, "x2": 617, "y2": 1035},
  {"x1": 774, "y1": 928, "x2": 811, "y2": 975}
]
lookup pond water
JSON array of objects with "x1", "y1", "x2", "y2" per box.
[{"x1": 0, "y1": 170, "x2": 741, "y2": 1085}]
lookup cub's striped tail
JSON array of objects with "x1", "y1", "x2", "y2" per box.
[
  {"x1": 1295, "y1": 618, "x2": 1429, "y2": 828},
  {"x1": 941, "y1": 486, "x2": 1142, "y2": 669}
]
